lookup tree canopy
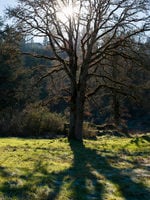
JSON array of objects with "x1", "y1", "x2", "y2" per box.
[{"x1": 8, "y1": 0, "x2": 150, "y2": 141}]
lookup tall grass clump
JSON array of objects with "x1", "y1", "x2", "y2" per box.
[{"x1": 83, "y1": 122, "x2": 98, "y2": 139}]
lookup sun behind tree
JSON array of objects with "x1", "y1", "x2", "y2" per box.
[
  {"x1": 7, "y1": 0, "x2": 150, "y2": 141},
  {"x1": 56, "y1": 1, "x2": 79, "y2": 22}
]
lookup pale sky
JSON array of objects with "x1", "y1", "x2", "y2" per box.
[
  {"x1": 0, "y1": 0, "x2": 149, "y2": 41},
  {"x1": 0, "y1": 0, "x2": 17, "y2": 16}
]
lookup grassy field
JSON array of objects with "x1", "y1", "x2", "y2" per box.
[{"x1": 0, "y1": 134, "x2": 150, "y2": 200}]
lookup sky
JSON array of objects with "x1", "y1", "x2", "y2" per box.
[
  {"x1": 0, "y1": 0, "x2": 43, "y2": 42},
  {"x1": 0, "y1": 0, "x2": 17, "y2": 16},
  {"x1": 0, "y1": 0, "x2": 149, "y2": 42}
]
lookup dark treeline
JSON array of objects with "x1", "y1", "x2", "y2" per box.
[{"x1": 0, "y1": 18, "x2": 149, "y2": 138}]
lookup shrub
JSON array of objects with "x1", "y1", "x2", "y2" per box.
[
  {"x1": 22, "y1": 104, "x2": 67, "y2": 137},
  {"x1": 0, "y1": 110, "x2": 12, "y2": 135},
  {"x1": 0, "y1": 104, "x2": 67, "y2": 138}
]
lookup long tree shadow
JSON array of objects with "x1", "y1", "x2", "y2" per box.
[
  {"x1": 48, "y1": 140, "x2": 150, "y2": 200},
  {"x1": 45, "y1": 140, "x2": 150, "y2": 200},
  {"x1": 0, "y1": 140, "x2": 150, "y2": 200}
]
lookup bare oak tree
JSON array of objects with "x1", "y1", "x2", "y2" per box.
[{"x1": 8, "y1": 0, "x2": 150, "y2": 141}]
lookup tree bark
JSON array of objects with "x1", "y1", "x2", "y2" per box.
[
  {"x1": 74, "y1": 91, "x2": 85, "y2": 141},
  {"x1": 69, "y1": 88, "x2": 77, "y2": 140},
  {"x1": 112, "y1": 90, "x2": 120, "y2": 127},
  {"x1": 68, "y1": 92, "x2": 85, "y2": 141},
  {"x1": 68, "y1": 81, "x2": 86, "y2": 141}
]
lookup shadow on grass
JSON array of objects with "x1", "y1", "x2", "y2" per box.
[{"x1": 0, "y1": 140, "x2": 150, "y2": 200}]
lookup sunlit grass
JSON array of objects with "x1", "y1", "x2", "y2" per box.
[{"x1": 0, "y1": 134, "x2": 150, "y2": 200}]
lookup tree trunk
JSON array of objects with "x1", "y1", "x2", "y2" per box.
[
  {"x1": 68, "y1": 88, "x2": 85, "y2": 141},
  {"x1": 69, "y1": 86, "x2": 77, "y2": 140},
  {"x1": 112, "y1": 90, "x2": 120, "y2": 127},
  {"x1": 112, "y1": 55, "x2": 120, "y2": 127},
  {"x1": 74, "y1": 92, "x2": 84, "y2": 141}
]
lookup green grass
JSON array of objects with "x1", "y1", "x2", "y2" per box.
[{"x1": 0, "y1": 134, "x2": 150, "y2": 200}]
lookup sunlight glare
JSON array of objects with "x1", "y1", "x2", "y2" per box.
[{"x1": 57, "y1": 5, "x2": 74, "y2": 22}]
